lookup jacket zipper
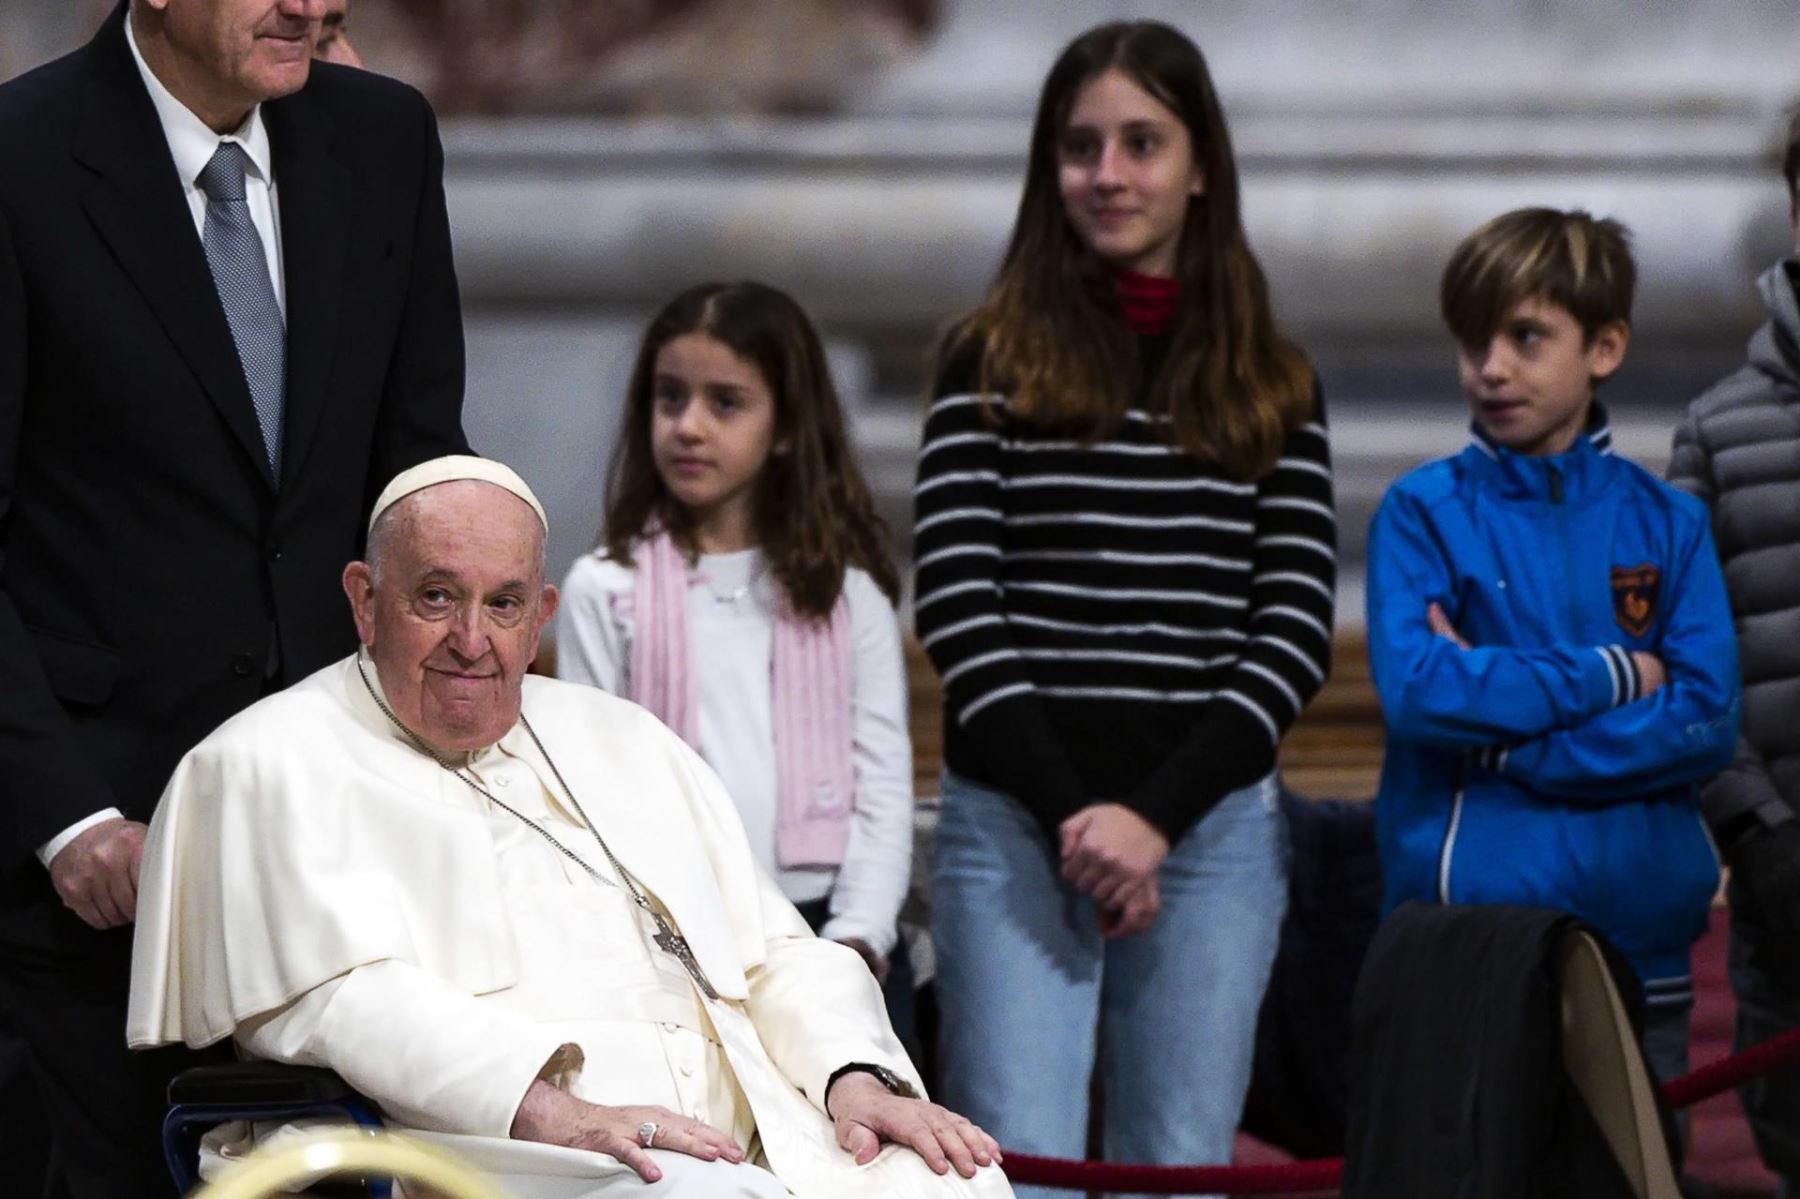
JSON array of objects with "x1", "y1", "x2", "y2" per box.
[
  {"x1": 1547, "y1": 462, "x2": 1580, "y2": 632},
  {"x1": 1437, "y1": 758, "x2": 1468, "y2": 902}
]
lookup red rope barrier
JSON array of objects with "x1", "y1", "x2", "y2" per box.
[
  {"x1": 998, "y1": 1024, "x2": 1800, "y2": 1195},
  {"x1": 1000, "y1": 1152, "x2": 1341, "y2": 1195},
  {"x1": 1663, "y1": 1023, "x2": 1800, "y2": 1109}
]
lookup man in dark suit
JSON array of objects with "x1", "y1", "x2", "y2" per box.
[{"x1": 0, "y1": 1, "x2": 469, "y2": 1194}]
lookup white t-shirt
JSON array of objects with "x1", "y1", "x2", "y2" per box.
[{"x1": 556, "y1": 548, "x2": 912, "y2": 957}]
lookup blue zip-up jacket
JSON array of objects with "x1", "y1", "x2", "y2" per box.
[{"x1": 1368, "y1": 411, "x2": 1740, "y2": 1005}]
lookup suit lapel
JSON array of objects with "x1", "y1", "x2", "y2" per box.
[
  {"x1": 71, "y1": 7, "x2": 275, "y2": 489},
  {"x1": 263, "y1": 93, "x2": 349, "y2": 493}
]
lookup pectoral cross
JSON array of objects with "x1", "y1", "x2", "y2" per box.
[{"x1": 653, "y1": 917, "x2": 720, "y2": 1000}]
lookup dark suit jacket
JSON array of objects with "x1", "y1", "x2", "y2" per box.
[{"x1": 0, "y1": 7, "x2": 468, "y2": 913}]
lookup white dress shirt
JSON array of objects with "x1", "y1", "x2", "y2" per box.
[
  {"x1": 125, "y1": 14, "x2": 286, "y2": 313},
  {"x1": 39, "y1": 18, "x2": 290, "y2": 870}
]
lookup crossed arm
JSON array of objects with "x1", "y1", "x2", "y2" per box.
[{"x1": 1368, "y1": 491, "x2": 1738, "y2": 802}]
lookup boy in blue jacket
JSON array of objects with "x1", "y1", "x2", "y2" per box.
[{"x1": 1368, "y1": 207, "x2": 1741, "y2": 1084}]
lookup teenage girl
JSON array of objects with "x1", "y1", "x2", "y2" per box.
[
  {"x1": 557, "y1": 281, "x2": 916, "y2": 1040},
  {"x1": 913, "y1": 21, "x2": 1336, "y2": 1189}
]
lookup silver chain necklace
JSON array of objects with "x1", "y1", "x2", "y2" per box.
[
  {"x1": 696, "y1": 551, "x2": 765, "y2": 606},
  {"x1": 701, "y1": 577, "x2": 753, "y2": 605},
  {"x1": 355, "y1": 655, "x2": 719, "y2": 1000}
]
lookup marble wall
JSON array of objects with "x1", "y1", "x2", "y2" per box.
[{"x1": 5, "y1": 0, "x2": 1797, "y2": 626}]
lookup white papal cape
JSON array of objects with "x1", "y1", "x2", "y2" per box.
[{"x1": 127, "y1": 656, "x2": 1011, "y2": 1198}]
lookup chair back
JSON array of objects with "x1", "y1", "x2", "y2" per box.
[{"x1": 1556, "y1": 929, "x2": 1682, "y2": 1199}]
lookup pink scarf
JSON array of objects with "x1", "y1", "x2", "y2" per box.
[{"x1": 627, "y1": 530, "x2": 855, "y2": 869}]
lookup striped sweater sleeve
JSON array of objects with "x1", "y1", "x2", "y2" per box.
[
  {"x1": 1126, "y1": 399, "x2": 1338, "y2": 839},
  {"x1": 913, "y1": 387, "x2": 1090, "y2": 835}
]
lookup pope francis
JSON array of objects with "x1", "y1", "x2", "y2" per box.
[{"x1": 127, "y1": 457, "x2": 1014, "y2": 1199}]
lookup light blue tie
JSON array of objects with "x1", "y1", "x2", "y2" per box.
[{"x1": 197, "y1": 142, "x2": 284, "y2": 479}]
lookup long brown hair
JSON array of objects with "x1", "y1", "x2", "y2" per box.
[
  {"x1": 954, "y1": 20, "x2": 1314, "y2": 480},
  {"x1": 602, "y1": 281, "x2": 899, "y2": 619}
]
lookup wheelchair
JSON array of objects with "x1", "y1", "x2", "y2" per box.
[
  {"x1": 163, "y1": 1061, "x2": 388, "y2": 1197},
  {"x1": 179, "y1": 1124, "x2": 505, "y2": 1199}
]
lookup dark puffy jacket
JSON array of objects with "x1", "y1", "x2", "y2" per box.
[{"x1": 1669, "y1": 260, "x2": 1800, "y2": 836}]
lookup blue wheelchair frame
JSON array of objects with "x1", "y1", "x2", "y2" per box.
[{"x1": 163, "y1": 1062, "x2": 390, "y2": 1197}]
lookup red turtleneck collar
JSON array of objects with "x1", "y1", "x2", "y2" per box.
[{"x1": 1112, "y1": 267, "x2": 1180, "y2": 335}]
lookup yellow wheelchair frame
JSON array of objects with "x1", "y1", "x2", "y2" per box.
[{"x1": 192, "y1": 1127, "x2": 514, "y2": 1199}]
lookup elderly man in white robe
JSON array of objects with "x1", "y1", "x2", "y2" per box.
[{"x1": 127, "y1": 457, "x2": 1013, "y2": 1199}]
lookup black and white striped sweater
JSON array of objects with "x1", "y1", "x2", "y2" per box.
[{"x1": 913, "y1": 337, "x2": 1337, "y2": 841}]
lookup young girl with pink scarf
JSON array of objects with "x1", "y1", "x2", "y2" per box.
[{"x1": 556, "y1": 281, "x2": 916, "y2": 1049}]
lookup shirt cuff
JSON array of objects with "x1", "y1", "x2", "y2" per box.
[
  {"x1": 817, "y1": 914, "x2": 898, "y2": 960},
  {"x1": 471, "y1": 1034, "x2": 585, "y2": 1140},
  {"x1": 38, "y1": 808, "x2": 125, "y2": 868},
  {"x1": 1473, "y1": 744, "x2": 1509, "y2": 774},
  {"x1": 1590, "y1": 645, "x2": 1641, "y2": 710}
]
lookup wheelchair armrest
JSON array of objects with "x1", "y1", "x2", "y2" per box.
[{"x1": 168, "y1": 1061, "x2": 361, "y2": 1107}]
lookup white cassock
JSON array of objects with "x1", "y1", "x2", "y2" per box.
[{"x1": 127, "y1": 655, "x2": 1013, "y2": 1199}]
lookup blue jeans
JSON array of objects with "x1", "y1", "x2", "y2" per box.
[
  {"x1": 1640, "y1": 1001, "x2": 1692, "y2": 1160},
  {"x1": 1641, "y1": 1002, "x2": 1691, "y2": 1090},
  {"x1": 931, "y1": 768, "x2": 1288, "y2": 1199}
]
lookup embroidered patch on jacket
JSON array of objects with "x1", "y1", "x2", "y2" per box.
[{"x1": 1610, "y1": 564, "x2": 1659, "y2": 637}]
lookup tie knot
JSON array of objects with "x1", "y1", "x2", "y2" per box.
[{"x1": 198, "y1": 141, "x2": 251, "y2": 203}]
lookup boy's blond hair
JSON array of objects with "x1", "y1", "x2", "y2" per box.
[{"x1": 1440, "y1": 207, "x2": 1636, "y2": 348}]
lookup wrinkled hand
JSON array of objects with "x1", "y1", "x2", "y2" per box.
[
  {"x1": 1426, "y1": 602, "x2": 1472, "y2": 650},
  {"x1": 1097, "y1": 872, "x2": 1161, "y2": 939},
  {"x1": 48, "y1": 818, "x2": 147, "y2": 929},
  {"x1": 1059, "y1": 803, "x2": 1169, "y2": 908},
  {"x1": 510, "y1": 1079, "x2": 745, "y2": 1184},
  {"x1": 1731, "y1": 822, "x2": 1800, "y2": 990},
  {"x1": 1630, "y1": 652, "x2": 1668, "y2": 697},
  {"x1": 826, "y1": 1072, "x2": 1000, "y2": 1177},
  {"x1": 836, "y1": 937, "x2": 891, "y2": 985}
]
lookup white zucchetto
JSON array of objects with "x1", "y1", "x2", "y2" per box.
[{"x1": 368, "y1": 455, "x2": 548, "y2": 533}]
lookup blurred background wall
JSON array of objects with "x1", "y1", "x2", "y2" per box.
[{"x1": 8, "y1": 0, "x2": 1798, "y2": 637}]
